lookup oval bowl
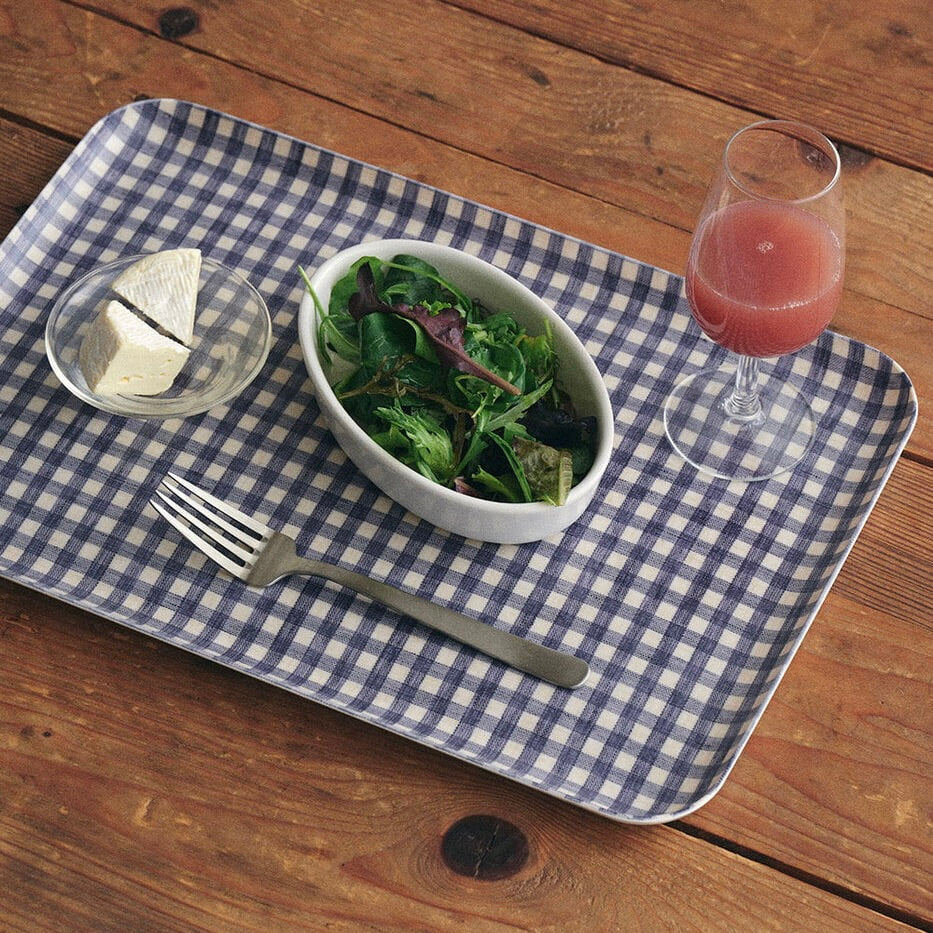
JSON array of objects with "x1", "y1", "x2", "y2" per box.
[{"x1": 298, "y1": 239, "x2": 613, "y2": 544}]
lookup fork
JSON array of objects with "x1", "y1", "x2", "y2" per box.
[{"x1": 150, "y1": 473, "x2": 590, "y2": 688}]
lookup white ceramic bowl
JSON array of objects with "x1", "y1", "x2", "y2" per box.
[
  {"x1": 298, "y1": 239, "x2": 613, "y2": 544},
  {"x1": 46, "y1": 254, "x2": 271, "y2": 419}
]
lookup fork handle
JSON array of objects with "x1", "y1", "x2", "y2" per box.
[{"x1": 292, "y1": 558, "x2": 590, "y2": 689}]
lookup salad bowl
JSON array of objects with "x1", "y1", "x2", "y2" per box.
[{"x1": 297, "y1": 239, "x2": 613, "y2": 544}]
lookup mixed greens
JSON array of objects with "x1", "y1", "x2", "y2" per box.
[{"x1": 302, "y1": 254, "x2": 597, "y2": 506}]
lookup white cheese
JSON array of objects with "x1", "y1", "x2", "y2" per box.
[
  {"x1": 78, "y1": 300, "x2": 191, "y2": 396},
  {"x1": 111, "y1": 247, "x2": 201, "y2": 345}
]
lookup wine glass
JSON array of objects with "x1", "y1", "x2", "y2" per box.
[{"x1": 664, "y1": 119, "x2": 845, "y2": 482}]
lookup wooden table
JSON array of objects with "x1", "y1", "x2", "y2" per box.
[{"x1": 1, "y1": 1, "x2": 930, "y2": 929}]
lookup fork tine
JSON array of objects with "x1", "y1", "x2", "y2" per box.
[
  {"x1": 159, "y1": 479, "x2": 264, "y2": 551},
  {"x1": 152, "y1": 488, "x2": 254, "y2": 562},
  {"x1": 165, "y1": 472, "x2": 270, "y2": 539},
  {"x1": 150, "y1": 495, "x2": 250, "y2": 580}
]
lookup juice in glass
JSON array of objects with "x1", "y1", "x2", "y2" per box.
[{"x1": 685, "y1": 200, "x2": 843, "y2": 357}]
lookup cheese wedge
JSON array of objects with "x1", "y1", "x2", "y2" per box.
[
  {"x1": 111, "y1": 248, "x2": 201, "y2": 345},
  {"x1": 78, "y1": 300, "x2": 191, "y2": 396}
]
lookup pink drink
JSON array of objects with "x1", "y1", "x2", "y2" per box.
[{"x1": 685, "y1": 200, "x2": 843, "y2": 357}]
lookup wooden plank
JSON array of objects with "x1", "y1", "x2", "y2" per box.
[
  {"x1": 690, "y1": 588, "x2": 932, "y2": 920},
  {"x1": 0, "y1": 1, "x2": 929, "y2": 461},
  {"x1": 0, "y1": 117, "x2": 73, "y2": 231},
  {"x1": 2, "y1": 0, "x2": 930, "y2": 322},
  {"x1": 829, "y1": 457, "x2": 933, "y2": 622},
  {"x1": 453, "y1": 0, "x2": 933, "y2": 171},
  {"x1": 94, "y1": 0, "x2": 933, "y2": 319},
  {"x1": 0, "y1": 582, "x2": 916, "y2": 930}
]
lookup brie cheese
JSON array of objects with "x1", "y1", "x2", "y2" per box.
[
  {"x1": 111, "y1": 247, "x2": 201, "y2": 345},
  {"x1": 78, "y1": 300, "x2": 191, "y2": 396}
]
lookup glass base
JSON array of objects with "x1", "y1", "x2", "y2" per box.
[{"x1": 663, "y1": 363, "x2": 815, "y2": 482}]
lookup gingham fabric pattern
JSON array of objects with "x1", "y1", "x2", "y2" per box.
[{"x1": 0, "y1": 100, "x2": 916, "y2": 822}]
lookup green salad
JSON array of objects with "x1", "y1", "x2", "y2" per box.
[{"x1": 302, "y1": 254, "x2": 597, "y2": 506}]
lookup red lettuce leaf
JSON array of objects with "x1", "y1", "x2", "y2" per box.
[{"x1": 349, "y1": 265, "x2": 520, "y2": 395}]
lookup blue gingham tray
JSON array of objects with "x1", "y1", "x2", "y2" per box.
[{"x1": 0, "y1": 100, "x2": 917, "y2": 823}]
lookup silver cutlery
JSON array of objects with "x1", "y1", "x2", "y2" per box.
[{"x1": 150, "y1": 473, "x2": 590, "y2": 688}]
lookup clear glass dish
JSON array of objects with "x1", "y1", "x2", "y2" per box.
[{"x1": 45, "y1": 254, "x2": 272, "y2": 419}]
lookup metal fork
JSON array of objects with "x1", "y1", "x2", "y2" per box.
[{"x1": 150, "y1": 473, "x2": 590, "y2": 688}]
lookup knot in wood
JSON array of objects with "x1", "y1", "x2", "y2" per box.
[
  {"x1": 441, "y1": 815, "x2": 529, "y2": 880},
  {"x1": 158, "y1": 7, "x2": 200, "y2": 40}
]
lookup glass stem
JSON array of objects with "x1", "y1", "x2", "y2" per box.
[{"x1": 723, "y1": 354, "x2": 764, "y2": 422}]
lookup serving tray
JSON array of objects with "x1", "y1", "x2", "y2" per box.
[{"x1": 0, "y1": 100, "x2": 916, "y2": 823}]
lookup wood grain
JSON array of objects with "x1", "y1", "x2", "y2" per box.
[
  {"x1": 829, "y1": 458, "x2": 933, "y2": 622},
  {"x1": 689, "y1": 585, "x2": 932, "y2": 917},
  {"x1": 453, "y1": 0, "x2": 933, "y2": 171},
  {"x1": 0, "y1": 583, "x2": 916, "y2": 931},
  {"x1": 0, "y1": 406, "x2": 926, "y2": 924},
  {"x1": 0, "y1": 116, "x2": 73, "y2": 235}
]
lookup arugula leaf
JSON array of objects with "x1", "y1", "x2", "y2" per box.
[
  {"x1": 373, "y1": 404, "x2": 456, "y2": 485},
  {"x1": 484, "y1": 430, "x2": 533, "y2": 502},
  {"x1": 468, "y1": 464, "x2": 524, "y2": 502}
]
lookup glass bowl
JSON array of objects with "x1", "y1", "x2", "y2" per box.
[{"x1": 45, "y1": 254, "x2": 272, "y2": 419}]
